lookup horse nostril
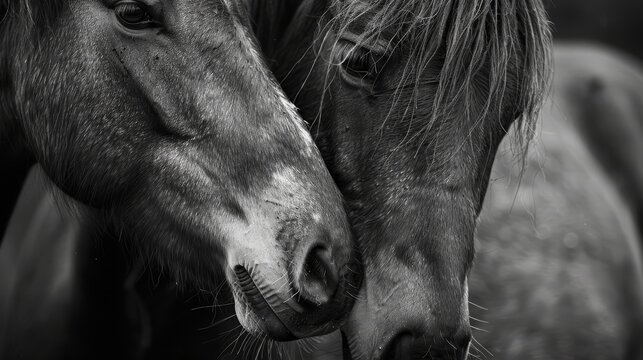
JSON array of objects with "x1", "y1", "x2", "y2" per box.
[
  {"x1": 383, "y1": 331, "x2": 471, "y2": 360},
  {"x1": 383, "y1": 332, "x2": 414, "y2": 359},
  {"x1": 295, "y1": 245, "x2": 339, "y2": 307}
]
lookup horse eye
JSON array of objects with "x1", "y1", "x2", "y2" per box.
[
  {"x1": 336, "y1": 42, "x2": 383, "y2": 86},
  {"x1": 114, "y1": 2, "x2": 156, "y2": 30},
  {"x1": 343, "y1": 48, "x2": 375, "y2": 79},
  {"x1": 340, "y1": 46, "x2": 377, "y2": 80}
]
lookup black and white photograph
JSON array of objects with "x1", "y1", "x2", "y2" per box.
[{"x1": 0, "y1": 0, "x2": 641, "y2": 359}]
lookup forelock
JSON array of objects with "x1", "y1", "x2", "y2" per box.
[
  {"x1": 328, "y1": 0, "x2": 552, "y2": 145},
  {"x1": 1, "y1": 0, "x2": 66, "y2": 30}
]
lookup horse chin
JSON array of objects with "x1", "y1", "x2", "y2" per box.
[
  {"x1": 227, "y1": 259, "x2": 360, "y2": 341},
  {"x1": 231, "y1": 266, "x2": 297, "y2": 341},
  {"x1": 341, "y1": 330, "x2": 420, "y2": 360},
  {"x1": 341, "y1": 329, "x2": 472, "y2": 360}
]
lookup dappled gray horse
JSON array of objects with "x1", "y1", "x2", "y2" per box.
[{"x1": 0, "y1": 0, "x2": 361, "y2": 349}]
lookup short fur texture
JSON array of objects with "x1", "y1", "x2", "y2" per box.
[{"x1": 0, "y1": 0, "x2": 360, "y2": 342}]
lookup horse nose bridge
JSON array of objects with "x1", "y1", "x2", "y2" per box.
[
  {"x1": 359, "y1": 268, "x2": 471, "y2": 359},
  {"x1": 391, "y1": 287, "x2": 470, "y2": 335},
  {"x1": 181, "y1": 58, "x2": 312, "y2": 152},
  {"x1": 191, "y1": 27, "x2": 312, "y2": 146},
  {"x1": 426, "y1": 275, "x2": 470, "y2": 334},
  {"x1": 267, "y1": 162, "x2": 352, "y2": 229},
  {"x1": 372, "y1": 292, "x2": 471, "y2": 360},
  {"x1": 346, "y1": 289, "x2": 471, "y2": 360}
]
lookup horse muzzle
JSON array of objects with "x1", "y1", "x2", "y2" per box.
[
  {"x1": 340, "y1": 273, "x2": 471, "y2": 360},
  {"x1": 343, "y1": 330, "x2": 471, "y2": 360},
  {"x1": 227, "y1": 219, "x2": 362, "y2": 341},
  {"x1": 381, "y1": 331, "x2": 471, "y2": 360}
]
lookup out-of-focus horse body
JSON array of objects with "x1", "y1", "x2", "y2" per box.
[
  {"x1": 470, "y1": 45, "x2": 643, "y2": 357},
  {"x1": 547, "y1": 0, "x2": 643, "y2": 61},
  {"x1": 550, "y1": 43, "x2": 643, "y2": 237}
]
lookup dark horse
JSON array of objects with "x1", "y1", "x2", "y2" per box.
[
  {"x1": 0, "y1": 0, "x2": 361, "y2": 345},
  {"x1": 268, "y1": 0, "x2": 551, "y2": 358},
  {"x1": 293, "y1": 43, "x2": 643, "y2": 360}
]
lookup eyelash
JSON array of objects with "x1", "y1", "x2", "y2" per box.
[
  {"x1": 335, "y1": 40, "x2": 388, "y2": 87},
  {"x1": 341, "y1": 46, "x2": 376, "y2": 78},
  {"x1": 114, "y1": 1, "x2": 158, "y2": 30}
]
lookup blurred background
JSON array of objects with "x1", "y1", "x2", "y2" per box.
[{"x1": 547, "y1": 0, "x2": 643, "y2": 61}]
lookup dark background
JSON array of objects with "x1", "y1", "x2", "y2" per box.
[{"x1": 547, "y1": 0, "x2": 643, "y2": 60}]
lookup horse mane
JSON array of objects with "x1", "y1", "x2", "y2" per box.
[
  {"x1": 0, "y1": 0, "x2": 65, "y2": 31},
  {"x1": 328, "y1": 0, "x2": 552, "y2": 146}
]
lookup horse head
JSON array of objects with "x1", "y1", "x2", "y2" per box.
[
  {"x1": 0, "y1": 0, "x2": 361, "y2": 340},
  {"x1": 273, "y1": 0, "x2": 551, "y2": 357}
]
